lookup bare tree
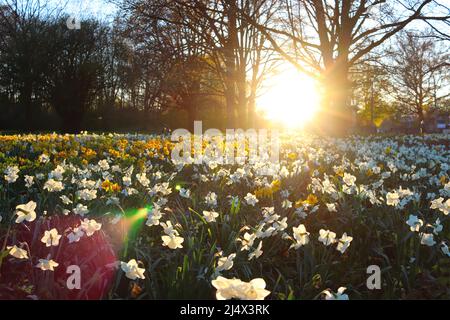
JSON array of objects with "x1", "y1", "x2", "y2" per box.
[
  {"x1": 118, "y1": 0, "x2": 279, "y2": 128},
  {"x1": 390, "y1": 31, "x2": 449, "y2": 132},
  {"x1": 0, "y1": 0, "x2": 59, "y2": 128},
  {"x1": 241, "y1": 0, "x2": 449, "y2": 135}
]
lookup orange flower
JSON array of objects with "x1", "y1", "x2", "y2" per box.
[{"x1": 102, "y1": 180, "x2": 121, "y2": 193}]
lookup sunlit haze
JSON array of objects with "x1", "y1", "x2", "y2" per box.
[{"x1": 257, "y1": 64, "x2": 321, "y2": 128}]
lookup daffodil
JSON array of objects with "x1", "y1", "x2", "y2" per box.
[
  {"x1": 211, "y1": 276, "x2": 270, "y2": 300},
  {"x1": 343, "y1": 173, "x2": 356, "y2": 186},
  {"x1": 162, "y1": 234, "x2": 184, "y2": 249},
  {"x1": 440, "y1": 242, "x2": 450, "y2": 257},
  {"x1": 43, "y1": 179, "x2": 64, "y2": 192},
  {"x1": 323, "y1": 287, "x2": 349, "y2": 300},
  {"x1": 244, "y1": 193, "x2": 259, "y2": 206},
  {"x1": 15, "y1": 201, "x2": 37, "y2": 223},
  {"x1": 36, "y1": 258, "x2": 59, "y2": 271},
  {"x1": 205, "y1": 192, "x2": 218, "y2": 207},
  {"x1": 216, "y1": 253, "x2": 236, "y2": 272},
  {"x1": 73, "y1": 203, "x2": 89, "y2": 216},
  {"x1": 386, "y1": 191, "x2": 400, "y2": 206},
  {"x1": 203, "y1": 210, "x2": 219, "y2": 223},
  {"x1": 146, "y1": 206, "x2": 163, "y2": 226},
  {"x1": 336, "y1": 233, "x2": 353, "y2": 254},
  {"x1": 238, "y1": 232, "x2": 256, "y2": 251},
  {"x1": 4, "y1": 166, "x2": 19, "y2": 183},
  {"x1": 318, "y1": 229, "x2": 336, "y2": 246},
  {"x1": 120, "y1": 259, "x2": 146, "y2": 280},
  {"x1": 60, "y1": 195, "x2": 72, "y2": 205},
  {"x1": 41, "y1": 228, "x2": 62, "y2": 247},
  {"x1": 326, "y1": 203, "x2": 337, "y2": 212},
  {"x1": 76, "y1": 188, "x2": 97, "y2": 201},
  {"x1": 179, "y1": 188, "x2": 191, "y2": 198},
  {"x1": 7, "y1": 245, "x2": 28, "y2": 259},
  {"x1": 406, "y1": 215, "x2": 423, "y2": 232},
  {"x1": 420, "y1": 233, "x2": 436, "y2": 246},
  {"x1": 290, "y1": 224, "x2": 310, "y2": 249},
  {"x1": 67, "y1": 227, "x2": 84, "y2": 243},
  {"x1": 248, "y1": 241, "x2": 263, "y2": 260},
  {"x1": 80, "y1": 218, "x2": 102, "y2": 236}
]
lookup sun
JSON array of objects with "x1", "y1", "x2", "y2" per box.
[{"x1": 256, "y1": 65, "x2": 321, "y2": 128}]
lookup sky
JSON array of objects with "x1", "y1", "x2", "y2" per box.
[{"x1": 50, "y1": 0, "x2": 118, "y2": 20}]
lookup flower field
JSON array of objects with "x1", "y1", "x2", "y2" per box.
[{"x1": 0, "y1": 133, "x2": 449, "y2": 300}]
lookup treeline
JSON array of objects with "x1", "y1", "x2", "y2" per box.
[
  {"x1": 0, "y1": 0, "x2": 449, "y2": 134},
  {"x1": 0, "y1": 3, "x2": 163, "y2": 132}
]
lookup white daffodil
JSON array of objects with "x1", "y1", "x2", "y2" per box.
[
  {"x1": 386, "y1": 191, "x2": 400, "y2": 206},
  {"x1": 15, "y1": 201, "x2": 37, "y2": 223},
  {"x1": 160, "y1": 220, "x2": 179, "y2": 236},
  {"x1": 248, "y1": 241, "x2": 263, "y2": 260},
  {"x1": 343, "y1": 173, "x2": 356, "y2": 186},
  {"x1": 205, "y1": 192, "x2": 218, "y2": 207},
  {"x1": 216, "y1": 253, "x2": 236, "y2": 272},
  {"x1": 430, "y1": 197, "x2": 449, "y2": 215},
  {"x1": 73, "y1": 203, "x2": 89, "y2": 216},
  {"x1": 49, "y1": 165, "x2": 65, "y2": 180},
  {"x1": 179, "y1": 188, "x2": 191, "y2": 198},
  {"x1": 41, "y1": 228, "x2": 62, "y2": 247},
  {"x1": 273, "y1": 217, "x2": 288, "y2": 232},
  {"x1": 43, "y1": 179, "x2": 64, "y2": 192},
  {"x1": 98, "y1": 159, "x2": 110, "y2": 171},
  {"x1": 281, "y1": 199, "x2": 292, "y2": 209},
  {"x1": 318, "y1": 229, "x2": 336, "y2": 246},
  {"x1": 4, "y1": 166, "x2": 19, "y2": 183},
  {"x1": 122, "y1": 176, "x2": 132, "y2": 187},
  {"x1": 290, "y1": 224, "x2": 310, "y2": 249},
  {"x1": 146, "y1": 206, "x2": 163, "y2": 226},
  {"x1": 136, "y1": 173, "x2": 150, "y2": 187},
  {"x1": 442, "y1": 199, "x2": 449, "y2": 216},
  {"x1": 36, "y1": 258, "x2": 59, "y2": 271},
  {"x1": 161, "y1": 234, "x2": 184, "y2": 249},
  {"x1": 440, "y1": 243, "x2": 450, "y2": 257},
  {"x1": 80, "y1": 218, "x2": 102, "y2": 236},
  {"x1": 406, "y1": 215, "x2": 423, "y2": 232},
  {"x1": 238, "y1": 232, "x2": 256, "y2": 251},
  {"x1": 429, "y1": 218, "x2": 443, "y2": 235},
  {"x1": 420, "y1": 233, "x2": 436, "y2": 247},
  {"x1": 244, "y1": 193, "x2": 259, "y2": 206},
  {"x1": 322, "y1": 179, "x2": 337, "y2": 194},
  {"x1": 203, "y1": 210, "x2": 219, "y2": 223},
  {"x1": 120, "y1": 259, "x2": 146, "y2": 280},
  {"x1": 323, "y1": 287, "x2": 349, "y2": 300},
  {"x1": 24, "y1": 175, "x2": 34, "y2": 188},
  {"x1": 326, "y1": 203, "x2": 337, "y2": 212},
  {"x1": 60, "y1": 195, "x2": 72, "y2": 205},
  {"x1": 76, "y1": 188, "x2": 97, "y2": 201},
  {"x1": 7, "y1": 245, "x2": 28, "y2": 259},
  {"x1": 211, "y1": 276, "x2": 270, "y2": 300},
  {"x1": 38, "y1": 153, "x2": 50, "y2": 163},
  {"x1": 336, "y1": 233, "x2": 353, "y2": 254},
  {"x1": 67, "y1": 227, "x2": 84, "y2": 243},
  {"x1": 211, "y1": 277, "x2": 244, "y2": 300}
]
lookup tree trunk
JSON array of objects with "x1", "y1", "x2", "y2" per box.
[
  {"x1": 223, "y1": 0, "x2": 239, "y2": 129},
  {"x1": 319, "y1": 62, "x2": 353, "y2": 136},
  {"x1": 186, "y1": 99, "x2": 197, "y2": 133},
  {"x1": 417, "y1": 103, "x2": 425, "y2": 134},
  {"x1": 21, "y1": 81, "x2": 34, "y2": 131}
]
